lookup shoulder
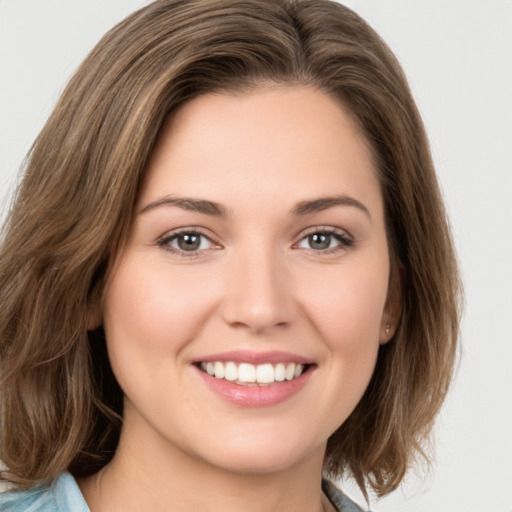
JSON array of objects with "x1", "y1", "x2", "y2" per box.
[
  {"x1": 0, "y1": 473, "x2": 89, "y2": 512},
  {"x1": 0, "y1": 484, "x2": 57, "y2": 512},
  {"x1": 322, "y1": 478, "x2": 368, "y2": 512}
]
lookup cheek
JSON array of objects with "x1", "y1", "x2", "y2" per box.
[
  {"x1": 290, "y1": 260, "x2": 390, "y2": 434},
  {"x1": 299, "y1": 258, "x2": 389, "y2": 393},
  {"x1": 102, "y1": 257, "x2": 219, "y2": 375},
  {"x1": 301, "y1": 261, "x2": 389, "y2": 344}
]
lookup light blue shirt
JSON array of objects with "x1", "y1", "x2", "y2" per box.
[
  {"x1": 0, "y1": 473, "x2": 365, "y2": 511},
  {"x1": 0, "y1": 473, "x2": 89, "y2": 512}
]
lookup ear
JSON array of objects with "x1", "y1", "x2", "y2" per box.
[
  {"x1": 87, "y1": 297, "x2": 103, "y2": 331},
  {"x1": 379, "y1": 263, "x2": 403, "y2": 344}
]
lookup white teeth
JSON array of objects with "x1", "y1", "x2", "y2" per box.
[
  {"x1": 256, "y1": 363, "x2": 274, "y2": 384},
  {"x1": 224, "y1": 361, "x2": 238, "y2": 381},
  {"x1": 274, "y1": 363, "x2": 286, "y2": 382},
  {"x1": 285, "y1": 363, "x2": 295, "y2": 381},
  {"x1": 199, "y1": 361, "x2": 306, "y2": 384},
  {"x1": 214, "y1": 361, "x2": 225, "y2": 379},
  {"x1": 238, "y1": 363, "x2": 256, "y2": 383}
]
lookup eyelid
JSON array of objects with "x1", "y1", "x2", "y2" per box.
[
  {"x1": 292, "y1": 225, "x2": 354, "y2": 252},
  {"x1": 156, "y1": 225, "x2": 354, "y2": 257},
  {"x1": 294, "y1": 225, "x2": 353, "y2": 241},
  {"x1": 157, "y1": 227, "x2": 221, "y2": 257}
]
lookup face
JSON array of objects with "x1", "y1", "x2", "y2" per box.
[{"x1": 101, "y1": 85, "x2": 398, "y2": 475}]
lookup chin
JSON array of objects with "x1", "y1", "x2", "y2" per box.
[{"x1": 195, "y1": 432, "x2": 325, "y2": 476}]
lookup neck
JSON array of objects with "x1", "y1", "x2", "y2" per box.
[{"x1": 79, "y1": 415, "x2": 331, "y2": 512}]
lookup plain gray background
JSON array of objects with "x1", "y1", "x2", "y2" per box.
[{"x1": 1, "y1": 1, "x2": 511, "y2": 511}]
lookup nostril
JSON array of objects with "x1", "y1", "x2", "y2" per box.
[{"x1": 220, "y1": 257, "x2": 296, "y2": 332}]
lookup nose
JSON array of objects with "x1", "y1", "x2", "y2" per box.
[{"x1": 220, "y1": 244, "x2": 296, "y2": 334}]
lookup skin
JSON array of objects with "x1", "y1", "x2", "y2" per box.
[{"x1": 80, "y1": 85, "x2": 400, "y2": 512}]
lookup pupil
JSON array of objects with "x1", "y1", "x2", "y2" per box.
[
  {"x1": 309, "y1": 233, "x2": 330, "y2": 250},
  {"x1": 178, "y1": 234, "x2": 200, "y2": 251}
]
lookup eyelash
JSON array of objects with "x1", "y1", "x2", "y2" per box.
[
  {"x1": 157, "y1": 228, "x2": 217, "y2": 258},
  {"x1": 294, "y1": 227, "x2": 354, "y2": 254},
  {"x1": 157, "y1": 226, "x2": 354, "y2": 258}
]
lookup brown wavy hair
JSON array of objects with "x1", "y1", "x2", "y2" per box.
[{"x1": 0, "y1": 0, "x2": 461, "y2": 498}]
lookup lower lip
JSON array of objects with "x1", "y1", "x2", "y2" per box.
[{"x1": 194, "y1": 366, "x2": 313, "y2": 407}]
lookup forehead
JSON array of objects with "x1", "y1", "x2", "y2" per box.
[{"x1": 139, "y1": 85, "x2": 382, "y2": 218}]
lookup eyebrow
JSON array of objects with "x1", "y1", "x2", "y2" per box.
[
  {"x1": 140, "y1": 196, "x2": 226, "y2": 216},
  {"x1": 291, "y1": 195, "x2": 371, "y2": 219},
  {"x1": 140, "y1": 194, "x2": 370, "y2": 219}
]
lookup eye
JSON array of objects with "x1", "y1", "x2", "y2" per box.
[
  {"x1": 296, "y1": 228, "x2": 353, "y2": 252},
  {"x1": 158, "y1": 230, "x2": 217, "y2": 255}
]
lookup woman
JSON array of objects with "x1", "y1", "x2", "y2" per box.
[{"x1": 0, "y1": 1, "x2": 460, "y2": 511}]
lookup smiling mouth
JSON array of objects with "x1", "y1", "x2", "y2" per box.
[{"x1": 197, "y1": 361, "x2": 310, "y2": 386}]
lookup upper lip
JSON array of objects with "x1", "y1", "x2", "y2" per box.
[{"x1": 193, "y1": 350, "x2": 315, "y2": 365}]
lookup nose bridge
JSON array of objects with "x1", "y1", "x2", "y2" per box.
[{"x1": 222, "y1": 239, "x2": 294, "y2": 333}]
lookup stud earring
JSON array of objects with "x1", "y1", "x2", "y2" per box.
[{"x1": 385, "y1": 324, "x2": 391, "y2": 335}]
